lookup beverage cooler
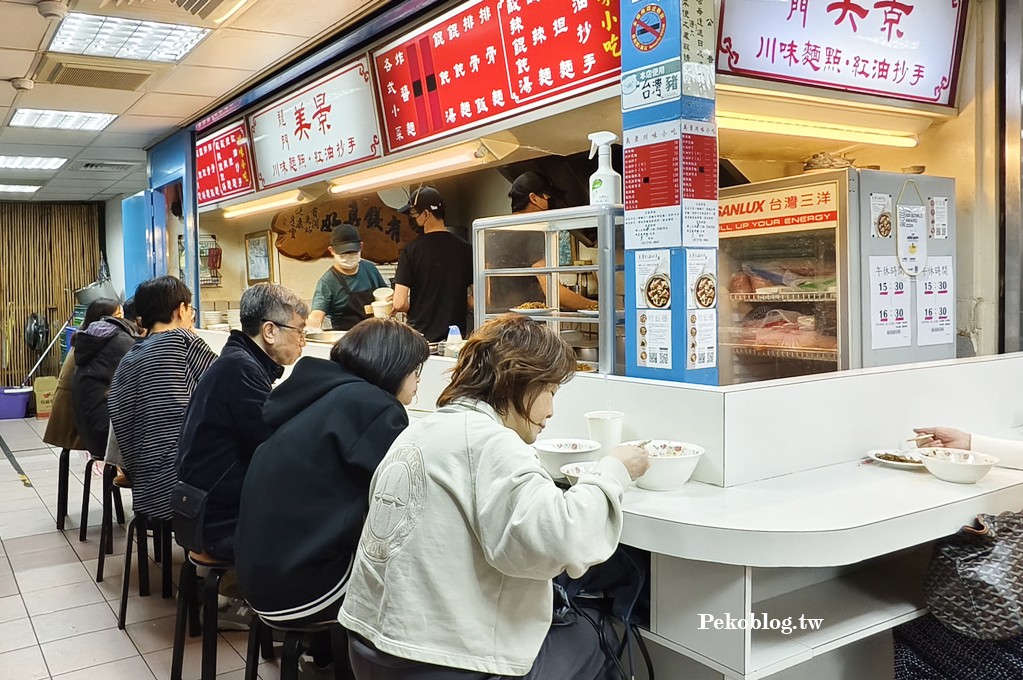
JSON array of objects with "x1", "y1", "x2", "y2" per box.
[{"x1": 718, "y1": 169, "x2": 956, "y2": 385}]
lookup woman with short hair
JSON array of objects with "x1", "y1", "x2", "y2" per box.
[
  {"x1": 340, "y1": 314, "x2": 649, "y2": 680},
  {"x1": 108, "y1": 276, "x2": 216, "y2": 521},
  {"x1": 235, "y1": 318, "x2": 430, "y2": 642}
]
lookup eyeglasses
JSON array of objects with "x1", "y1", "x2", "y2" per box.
[
  {"x1": 264, "y1": 320, "x2": 307, "y2": 339},
  {"x1": 415, "y1": 363, "x2": 425, "y2": 378}
]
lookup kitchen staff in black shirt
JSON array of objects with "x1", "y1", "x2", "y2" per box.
[{"x1": 393, "y1": 187, "x2": 473, "y2": 342}]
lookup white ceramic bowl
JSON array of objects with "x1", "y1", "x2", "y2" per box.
[
  {"x1": 917, "y1": 447, "x2": 999, "y2": 484},
  {"x1": 624, "y1": 439, "x2": 705, "y2": 491},
  {"x1": 560, "y1": 461, "x2": 599, "y2": 485},
  {"x1": 533, "y1": 438, "x2": 601, "y2": 478}
]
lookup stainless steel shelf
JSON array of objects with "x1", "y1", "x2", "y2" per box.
[
  {"x1": 483, "y1": 265, "x2": 600, "y2": 276},
  {"x1": 730, "y1": 291, "x2": 838, "y2": 303},
  {"x1": 723, "y1": 343, "x2": 839, "y2": 362}
]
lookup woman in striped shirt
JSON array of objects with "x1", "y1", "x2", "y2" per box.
[{"x1": 108, "y1": 276, "x2": 217, "y2": 521}]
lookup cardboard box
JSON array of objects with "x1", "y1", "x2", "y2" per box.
[{"x1": 33, "y1": 376, "x2": 58, "y2": 419}]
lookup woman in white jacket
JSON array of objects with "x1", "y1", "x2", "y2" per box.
[{"x1": 339, "y1": 314, "x2": 649, "y2": 679}]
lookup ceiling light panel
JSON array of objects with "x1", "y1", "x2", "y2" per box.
[
  {"x1": 0, "y1": 156, "x2": 68, "y2": 170},
  {"x1": 49, "y1": 13, "x2": 210, "y2": 63},
  {"x1": 11, "y1": 109, "x2": 117, "y2": 131},
  {"x1": 0, "y1": 185, "x2": 41, "y2": 193}
]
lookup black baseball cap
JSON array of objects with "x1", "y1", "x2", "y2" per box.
[
  {"x1": 508, "y1": 171, "x2": 565, "y2": 200},
  {"x1": 399, "y1": 186, "x2": 444, "y2": 214},
  {"x1": 330, "y1": 223, "x2": 361, "y2": 253}
]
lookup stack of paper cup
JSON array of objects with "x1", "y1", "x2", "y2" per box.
[
  {"x1": 584, "y1": 410, "x2": 624, "y2": 457},
  {"x1": 201, "y1": 311, "x2": 225, "y2": 328},
  {"x1": 371, "y1": 300, "x2": 393, "y2": 318}
]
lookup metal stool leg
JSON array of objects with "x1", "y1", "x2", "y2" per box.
[
  {"x1": 161, "y1": 520, "x2": 173, "y2": 598},
  {"x1": 56, "y1": 448, "x2": 69, "y2": 530},
  {"x1": 244, "y1": 617, "x2": 262, "y2": 680},
  {"x1": 170, "y1": 558, "x2": 196, "y2": 680},
  {"x1": 280, "y1": 631, "x2": 303, "y2": 680},
  {"x1": 117, "y1": 515, "x2": 138, "y2": 629},
  {"x1": 136, "y1": 515, "x2": 150, "y2": 598},
  {"x1": 79, "y1": 458, "x2": 95, "y2": 542},
  {"x1": 201, "y1": 568, "x2": 225, "y2": 680},
  {"x1": 101, "y1": 464, "x2": 115, "y2": 554},
  {"x1": 112, "y1": 482, "x2": 125, "y2": 525}
]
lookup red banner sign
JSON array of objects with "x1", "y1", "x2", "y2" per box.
[
  {"x1": 196, "y1": 122, "x2": 254, "y2": 207},
  {"x1": 373, "y1": 0, "x2": 621, "y2": 152}
]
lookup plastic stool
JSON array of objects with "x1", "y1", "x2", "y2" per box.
[
  {"x1": 117, "y1": 514, "x2": 173, "y2": 629},
  {"x1": 79, "y1": 457, "x2": 124, "y2": 543}
]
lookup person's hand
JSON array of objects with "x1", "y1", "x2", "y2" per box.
[
  {"x1": 914, "y1": 427, "x2": 972, "y2": 450},
  {"x1": 610, "y1": 445, "x2": 650, "y2": 481}
]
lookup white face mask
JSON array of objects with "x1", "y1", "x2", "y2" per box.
[{"x1": 335, "y1": 253, "x2": 360, "y2": 269}]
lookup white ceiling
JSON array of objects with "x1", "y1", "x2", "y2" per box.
[{"x1": 0, "y1": 0, "x2": 385, "y2": 202}]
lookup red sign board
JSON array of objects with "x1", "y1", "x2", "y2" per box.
[
  {"x1": 373, "y1": 0, "x2": 621, "y2": 152},
  {"x1": 196, "y1": 122, "x2": 254, "y2": 207}
]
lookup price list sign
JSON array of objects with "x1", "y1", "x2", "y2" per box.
[
  {"x1": 624, "y1": 121, "x2": 681, "y2": 250},
  {"x1": 196, "y1": 122, "x2": 254, "y2": 207},
  {"x1": 373, "y1": 0, "x2": 621, "y2": 152},
  {"x1": 916, "y1": 256, "x2": 954, "y2": 346},
  {"x1": 869, "y1": 255, "x2": 911, "y2": 350},
  {"x1": 681, "y1": 119, "x2": 718, "y2": 247}
]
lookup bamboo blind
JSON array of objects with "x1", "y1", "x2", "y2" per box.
[{"x1": 0, "y1": 202, "x2": 101, "y2": 387}]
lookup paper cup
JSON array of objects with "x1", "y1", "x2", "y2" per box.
[
  {"x1": 373, "y1": 287, "x2": 394, "y2": 302},
  {"x1": 371, "y1": 300, "x2": 393, "y2": 319},
  {"x1": 584, "y1": 410, "x2": 624, "y2": 457}
]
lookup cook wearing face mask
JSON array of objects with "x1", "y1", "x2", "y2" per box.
[{"x1": 307, "y1": 223, "x2": 387, "y2": 331}]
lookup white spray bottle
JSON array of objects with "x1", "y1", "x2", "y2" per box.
[{"x1": 587, "y1": 131, "x2": 621, "y2": 205}]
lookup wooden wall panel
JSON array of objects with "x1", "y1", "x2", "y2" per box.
[{"x1": 0, "y1": 202, "x2": 101, "y2": 386}]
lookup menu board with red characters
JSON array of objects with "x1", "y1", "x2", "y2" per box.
[
  {"x1": 196, "y1": 122, "x2": 254, "y2": 207},
  {"x1": 373, "y1": 0, "x2": 621, "y2": 152}
]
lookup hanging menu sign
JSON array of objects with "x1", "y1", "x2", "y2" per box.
[
  {"x1": 196, "y1": 122, "x2": 254, "y2": 207},
  {"x1": 717, "y1": 0, "x2": 968, "y2": 106},
  {"x1": 373, "y1": 0, "x2": 621, "y2": 152},
  {"x1": 249, "y1": 57, "x2": 382, "y2": 190}
]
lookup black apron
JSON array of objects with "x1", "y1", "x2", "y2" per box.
[{"x1": 327, "y1": 268, "x2": 374, "y2": 331}]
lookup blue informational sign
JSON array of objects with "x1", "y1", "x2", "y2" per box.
[{"x1": 621, "y1": 0, "x2": 719, "y2": 385}]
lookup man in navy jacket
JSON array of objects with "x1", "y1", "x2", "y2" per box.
[{"x1": 175, "y1": 283, "x2": 308, "y2": 561}]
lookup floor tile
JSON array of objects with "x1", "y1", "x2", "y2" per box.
[
  {"x1": 31, "y1": 602, "x2": 117, "y2": 644},
  {"x1": 40, "y1": 627, "x2": 138, "y2": 676},
  {"x1": 0, "y1": 557, "x2": 10, "y2": 577},
  {"x1": 125, "y1": 615, "x2": 178, "y2": 655},
  {"x1": 2, "y1": 532, "x2": 69, "y2": 556},
  {"x1": 9, "y1": 545, "x2": 81, "y2": 572},
  {"x1": 23, "y1": 580, "x2": 104, "y2": 616},
  {"x1": 0, "y1": 594, "x2": 26, "y2": 624},
  {"x1": 144, "y1": 637, "x2": 244, "y2": 680},
  {"x1": 257, "y1": 661, "x2": 281, "y2": 680},
  {"x1": 0, "y1": 617, "x2": 38, "y2": 654},
  {"x1": 0, "y1": 573, "x2": 17, "y2": 598},
  {"x1": 0, "y1": 645, "x2": 49, "y2": 680},
  {"x1": 109, "y1": 592, "x2": 178, "y2": 626},
  {"x1": 51, "y1": 655, "x2": 156, "y2": 680},
  {"x1": 15, "y1": 562, "x2": 92, "y2": 594}
]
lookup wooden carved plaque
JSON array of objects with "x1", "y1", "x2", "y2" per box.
[{"x1": 270, "y1": 194, "x2": 421, "y2": 263}]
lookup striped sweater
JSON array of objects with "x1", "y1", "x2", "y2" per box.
[{"x1": 109, "y1": 328, "x2": 217, "y2": 520}]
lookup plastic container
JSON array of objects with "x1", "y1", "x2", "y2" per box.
[
  {"x1": 444, "y1": 325, "x2": 463, "y2": 358},
  {"x1": 0, "y1": 387, "x2": 32, "y2": 420}
]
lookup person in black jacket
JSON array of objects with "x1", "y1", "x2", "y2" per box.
[
  {"x1": 71, "y1": 305, "x2": 138, "y2": 460},
  {"x1": 175, "y1": 283, "x2": 309, "y2": 562},
  {"x1": 235, "y1": 318, "x2": 429, "y2": 671}
]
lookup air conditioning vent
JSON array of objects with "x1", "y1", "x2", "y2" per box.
[
  {"x1": 172, "y1": 0, "x2": 234, "y2": 20},
  {"x1": 35, "y1": 54, "x2": 164, "y2": 91},
  {"x1": 71, "y1": 161, "x2": 139, "y2": 172}
]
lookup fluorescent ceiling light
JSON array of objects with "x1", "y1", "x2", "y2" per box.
[
  {"x1": 223, "y1": 189, "x2": 311, "y2": 219},
  {"x1": 12, "y1": 108, "x2": 117, "y2": 131},
  {"x1": 0, "y1": 156, "x2": 68, "y2": 170},
  {"x1": 0, "y1": 185, "x2": 41, "y2": 193},
  {"x1": 717, "y1": 112, "x2": 918, "y2": 148},
  {"x1": 329, "y1": 139, "x2": 519, "y2": 196},
  {"x1": 49, "y1": 13, "x2": 209, "y2": 63}
]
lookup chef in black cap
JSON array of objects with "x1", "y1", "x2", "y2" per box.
[
  {"x1": 487, "y1": 172, "x2": 593, "y2": 311},
  {"x1": 393, "y1": 186, "x2": 473, "y2": 342},
  {"x1": 307, "y1": 223, "x2": 387, "y2": 331}
]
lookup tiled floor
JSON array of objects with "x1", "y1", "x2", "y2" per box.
[{"x1": 0, "y1": 418, "x2": 281, "y2": 680}]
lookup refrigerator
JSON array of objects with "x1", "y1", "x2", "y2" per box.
[{"x1": 717, "y1": 169, "x2": 956, "y2": 385}]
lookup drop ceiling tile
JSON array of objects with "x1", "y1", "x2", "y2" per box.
[
  {"x1": 0, "y1": 88, "x2": 13, "y2": 109},
  {"x1": 57, "y1": 168, "x2": 137, "y2": 181},
  {"x1": 75, "y1": 147, "x2": 147, "y2": 162},
  {"x1": 148, "y1": 64, "x2": 256, "y2": 98},
  {"x1": 0, "y1": 127, "x2": 102, "y2": 147},
  {"x1": 127, "y1": 92, "x2": 214, "y2": 118},
  {"x1": 104, "y1": 114, "x2": 182, "y2": 135},
  {"x1": 184, "y1": 28, "x2": 306, "y2": 71},
  {"x1": 0, "y1": 168, "x2": 63, "y2": 181},
  {"x1": 44, "y1": 177, "x2": 120, "y2": 189},
  {"x1": 0, "y1": 140, "x2": 81, "y2": 157},
  {"x1": 0, "y1": 48, "x2": 35, "y2": 80},
  {"x1": 229, "y1": 0, "x2": 375, "y2": 38},
  {"x1": 16, "y1": 84, "x2": 144, "y2": 115},
  {"x1": 0, "y1": 2, "x2": 48, "y2": 51},
  {"x1": 89, "y1": 132, "x2": 158, "y2": 149}
]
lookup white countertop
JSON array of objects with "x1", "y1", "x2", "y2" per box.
[{"x1": 622, "y1": 458, "x2": 1023, "y2": 567}]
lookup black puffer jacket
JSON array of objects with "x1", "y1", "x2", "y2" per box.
[{"x1": 71, "y1": 316, "x2": 138, "y2": 458}]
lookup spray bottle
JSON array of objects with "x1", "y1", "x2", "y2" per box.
[{"x1": 587, "y1": 131, "x2": 621, "y2": 205}]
